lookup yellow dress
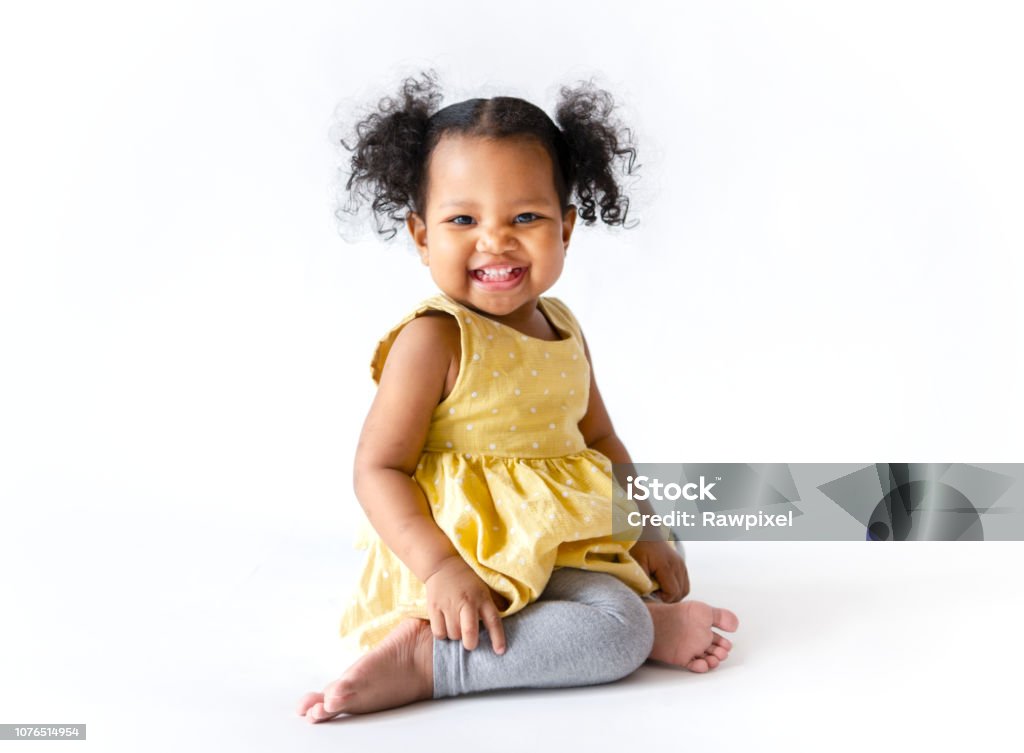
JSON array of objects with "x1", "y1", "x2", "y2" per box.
[{"x1": 339, "y1": 292, "x2": 657, "y2": 653}]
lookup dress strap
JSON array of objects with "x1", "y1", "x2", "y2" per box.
[
  {"x1": 539, "y1": 296, "x2": 585, "y2": 343},
  {"x1": 369, "y1": 294, "x2": 463, "y2": 385}
]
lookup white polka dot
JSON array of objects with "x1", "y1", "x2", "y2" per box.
[
  {"x1": 543, "y1": 388, "x2": 549, "y2": 395},
  {"x1": 492, "y1": 525, "x2": 499, "y2": 531},
  {"x1": 417, "y1": 462, "x2": 423, "y2": 470},
  {"x1": 487, "y1": 334, "x2": 494, "y2": 340},
  {"x1": 584, "y1": 516, "x2": 592, "y2": 523},
  {"x1": 449, "y1": 407, "x2": 455, "y2": 414},
  {"x1": 521, "y1": 335, "x2": 528, "y2": 341},
  {"x1": 569, "y1": 389, "x2": 575, "y2": 395},
  {"x1": 471, "y1": 391, "x2": 478, "y2": 398},
  {"x1": 532, "y1": 442, "x2": 539, "y2": 448},
  {"x1": 572, "y1": 354, "x2": 578, "y2": 360},
  {"x1": 567, "y1": 479, "x2": 574, "y2": 486},
  {"x1": 491, "y1": 408, "x2": 499, "y2": 414},
  {"x1": 521, "y1": 502, "x2": 527, "y2": 509},
  {"x1": 518, "y1": 557, "x2": 525, "y2": 565},
  {"x1": 562, "y1": 491, "x2": 568, "y2": 497},
  {"x1": 514, "y1": 388, "x2": 521, "y2": 396},
  {"x1": 489, "y1": 442, "x2": 496, "y2": 450},
  {"x1": 492, "y1": 371, "x2": 499, "y2": 377},
  {"x1": 574, "y1": 531, "x2": 580, "y2": 539},
  {"x1": 531, "y1": 369, "x2": 538, "y2": 376},
  {"x1": 565, "y1": 440, "x2": 572, "y2": 446},
  {"x1": 465, "y1": 316, "x2": 472, "y2": 323},
  {"x1": 466, "y1": 423, "x2": 473, "y2": 430},
  {"x1": 548, "y1": 512, "x2": 556, "y2": 520},
  {"x1": 544, "y1": 352, "x2": 550, "y2": 358},
  {"x1": 509, "y1": 425, "x2": 517, "y2": 431},
  {"x1": 530, "y1": 406, "x2": 537, "y2": 413},
  {"x1": 464, "y1": 452, "x2": 471, "y2": 459},
  {"x1": 382, "y1": 570, "x2": 390, "y2": 579},
  {"x1": 510, "y1": 527, "x2": 517, "y2": 535},
  {"x1": 560, "y1": 371, "x2": 567, "y2": 378},
  {"x1": 457, "y1": 476, "x2": 465, "y2": 485},
  {"x1": 549, "y1": 423, "x2": 556, "y2": 429},
  {"x1": 472, "y1": 352, "x2": 480, "y2": 361},
  {"x1": 508, "y1": 352, "x2": 515, "y2": 359},
  {"x1": 445, "y1": 441, "x2": 453, "y2": 448}
]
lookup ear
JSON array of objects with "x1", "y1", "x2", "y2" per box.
[
  {"x1": 406, "y1": 212, "x2": 429, "y2": 265},
  {"x1": 561, "y1": 205, "x2": 577, "y2": 255}
]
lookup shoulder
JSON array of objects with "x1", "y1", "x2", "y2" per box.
[
  {"x1": 370, "y1": 300, "x2": 462, "y2": 385},
  {"x1": 393, "y1": 310, "x2": 460, "y2": 354}
]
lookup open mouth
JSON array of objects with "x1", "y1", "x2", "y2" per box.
[
  {"x1": 468, "y1": 266, "x2": 524, "y2": 286},
  {"x1": 468, "y1": 266, "x2": 520, "y2": 280}
]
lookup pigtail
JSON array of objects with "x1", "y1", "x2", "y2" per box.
[
  {"x1": 333, "y1": 71, "x2": 444, "y2": 241},
  {"x1": 555, "y1": 80, "x2": 639, "y2": 228}
]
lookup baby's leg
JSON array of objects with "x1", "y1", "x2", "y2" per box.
[
  {"x1": 298, "y1": 568, "x2": 653, "y2": 720},
  {"x1": 433, "y1": 567, "x2": 654, "y2": 698}
]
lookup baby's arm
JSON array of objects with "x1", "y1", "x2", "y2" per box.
[
  {"x1": 353, "y1": 313, "x2": 506, "y2": 652},
  {"x1": 576, "y1": 329, "x2": 690, "y2": 602}
]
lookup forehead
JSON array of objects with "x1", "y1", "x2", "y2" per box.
[{"x1": 425, "y1": 134, "x2": 558, "y2": 203}]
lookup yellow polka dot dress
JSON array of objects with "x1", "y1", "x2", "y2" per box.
[{"x1": 339, "y1": 292, "x2": 657, "y2": 653}]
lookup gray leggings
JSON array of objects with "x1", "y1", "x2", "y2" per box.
[{"x1": 433, "y1": 567, "x2": 654, "y2": 698}]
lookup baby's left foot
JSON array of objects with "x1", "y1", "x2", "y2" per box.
[{"x1": 646, "y1": 600, "x2": 739, "y2": 672}]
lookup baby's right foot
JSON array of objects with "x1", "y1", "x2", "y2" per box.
[
  {"x1": 646, "y1": 600, "x2": 739, "y2": 672},
  {"x1": 295, "y1": 617, "x2": 434, "y2": 722}
]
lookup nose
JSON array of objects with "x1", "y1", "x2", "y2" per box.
[{"x1": 475, "y1": 222, "x2": 517, "y2": 254}]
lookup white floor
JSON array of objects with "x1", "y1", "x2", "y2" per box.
[{"x1": 4, "y1": 511, "x2": 1022, "y2": 753}]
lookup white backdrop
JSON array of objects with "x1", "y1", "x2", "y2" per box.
[{"x1": 2, "y1": 1, "x2": 1022, "y2": 751}]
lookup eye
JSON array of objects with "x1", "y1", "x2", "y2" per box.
[
  {"x1": 449, "y1": 215, "x2": 474, "y2": 225},
  {"x1": 515, "y1": 212, "x2": 539, "y2": 223}
]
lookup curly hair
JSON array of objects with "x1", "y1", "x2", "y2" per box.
[{"x1": 332, "y1": 69, "x2": 640, "y2": 241}]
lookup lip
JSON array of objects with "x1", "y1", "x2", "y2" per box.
[
  {"x1": 470, "y1": 263, "x2": 524, "y2": 271},
  {"x1": 468, "y1": 265, "x2": 527, "y2": 291}
]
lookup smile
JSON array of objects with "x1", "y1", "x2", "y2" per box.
[
  {"x1": 469, "y1": 266, "x2": 526, "y2": 290},
  {"x1": 471, "y1": 266, "x2": 524, "y2": 282}
]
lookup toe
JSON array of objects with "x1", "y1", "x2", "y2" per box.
[
  {"x1": 711, "y1": 632, "x2": 732, "y2": 650},
  {"x1": 306, "y1": 703, "x2": 325, "y2": 723},
  {"x1": 708, "y1": 645, "x2": 728, "y2": 661},
  {"x1": 686, "y1": 657, "x2": 709, "y2": 673},
  {"x1": 296, "y1": 692, "x2": 322, "y2": 716},
  {"x1": 321, "y1": 676, "x2": 354, "y2": 714},
  {"x1": 712, "y1": 607, "x2": 739, "y2": 632},
  {"x1": 322, "y1": 688, "x2": 350, "y2": 715},
  {"x1": 704, "y1": 654, "x2": 720, "y2": 669}
]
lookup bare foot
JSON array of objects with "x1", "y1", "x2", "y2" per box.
[
  {"x1": 295, "y1": 618, "x2": 434, "y2": 722},
  {"x1": 645, "y1": 600, "x2": 739, "y2": 672}
]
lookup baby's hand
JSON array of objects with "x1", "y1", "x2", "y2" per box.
[
  {"x1": 631, "y1": 540, "x2": 690, "y2": 602},
  {"x1": 424, "y1": 556, "x2": 507, "y2": 654}
]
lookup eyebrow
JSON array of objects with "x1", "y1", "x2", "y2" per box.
[{"x1": 437, "y1": 198, "x2": 552, "y2": 209}]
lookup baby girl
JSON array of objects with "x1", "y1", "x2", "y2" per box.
[{"x1": 297, "y1": 71, "x2": 739, "y2": 722}]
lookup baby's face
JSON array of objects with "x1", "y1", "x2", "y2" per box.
[{"x1": 406, "y1": 134, "x2": 576, "y2": 320}]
